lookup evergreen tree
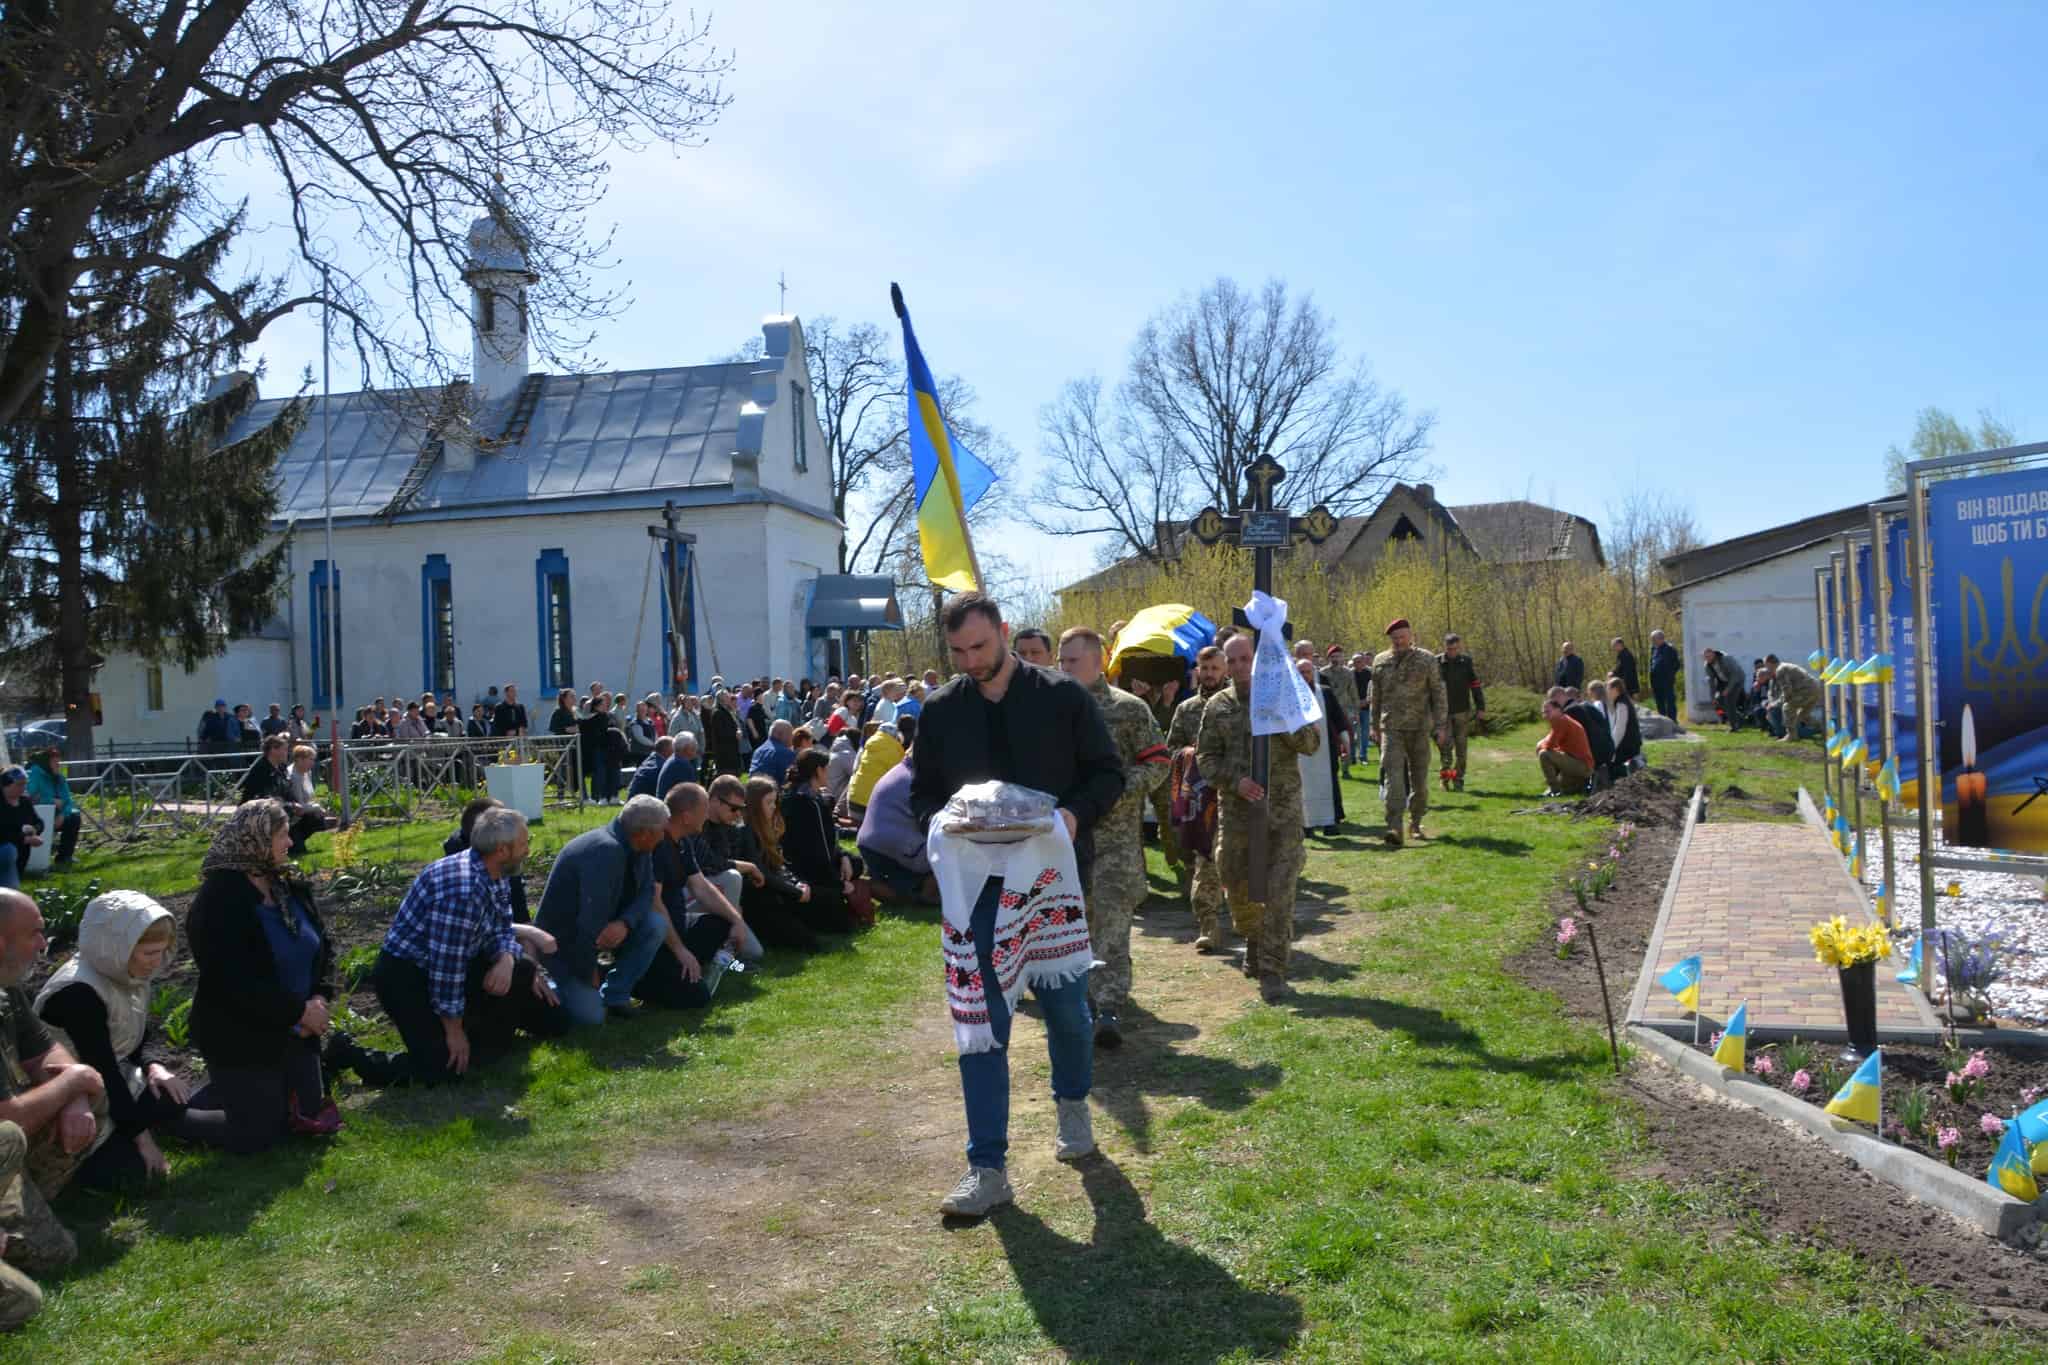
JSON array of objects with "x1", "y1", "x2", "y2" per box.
[{"x1": 1, "y1": 165, "x2": 305, "y2": 758}]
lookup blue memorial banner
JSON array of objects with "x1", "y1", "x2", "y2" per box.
[
  {"x1": 1884, "y1": 517, "x2": 1925, "y2": 789},
  {"x1": 1927, "y1": 466, "x2": 2048, "y2": 852},
  {"x1": 1855, "y1": 542, "x2": 1881, "y2": 763}
]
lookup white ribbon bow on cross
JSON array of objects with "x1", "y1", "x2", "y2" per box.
[{"x1": 1243, "y1": 591, "x2": 1324, "y2": 737}]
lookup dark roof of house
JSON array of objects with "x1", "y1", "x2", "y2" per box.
[
  {"x1": 1446, "y1": 499, "x2": 1604, "y2": 566},
  {"x1": 1058, "y1": 489, "x2": 1604, "y2": 596},
  {"x1": 1660, "y1": 502, "x2": 1875, "y2": 589}
]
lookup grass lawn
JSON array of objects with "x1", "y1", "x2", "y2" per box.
[{"x1": 7, "y1": 729, "x2": 2030, "y2": 1362}]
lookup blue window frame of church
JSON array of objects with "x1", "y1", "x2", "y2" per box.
[
  {"x1": 535, "y1": 549, "x2": 573, "y2": 691},
  {"x1": 791, "y1": 381, "x2": 808, "y2": 472},
  {"x1": 421, "y1": 554, "x2": 456, "y2": 695},
  {"x1": 311, "y1": 560, "x2": 343, "y2": 709}
]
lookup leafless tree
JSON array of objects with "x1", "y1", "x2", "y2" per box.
[
  {"x1": 0, "y1": 0, "x2": 732, "y2": 428},
  {"x1": 1035, "y1": 277, "x2": 1434, "y2": 562},
  {"x1": 736, "y1": 317, "x2": 1016, "y2": 576},
  {"x1": 1605, "y1": 486, "x2": 1702, "y2": 649}
]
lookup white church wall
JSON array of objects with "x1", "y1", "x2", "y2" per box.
[
  {"x1": 95, "y1": 639, "x2": 294, "y2": 747},
  {"x1": 1677, "y1": 545, "x2": 1833, "y2": 720},
  {"x1": 747, "y1": 318, "x2": 839, "y2": 518}
]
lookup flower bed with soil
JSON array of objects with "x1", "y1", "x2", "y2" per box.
[{"x1": 1717, "y1": 1036, "x2": 2048, "y2": 1174}]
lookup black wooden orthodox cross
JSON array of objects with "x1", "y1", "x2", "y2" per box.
[{"x1": 1188, "y1": 455, "x2": 1339, "y2": 900}]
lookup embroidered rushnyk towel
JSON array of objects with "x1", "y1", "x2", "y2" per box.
[{"x1": 928, "y1": 821, "x2": 1092, "y2": 1054}]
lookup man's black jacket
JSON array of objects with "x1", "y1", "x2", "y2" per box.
[{"x1": 909, "y1": 660, "x2": 1124, "y2": 878}]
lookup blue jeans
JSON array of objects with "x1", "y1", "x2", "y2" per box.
[
  {"x1": 0, "y1": 842, "x2": 16, "y2": 889},
  {"x1": 548, "y1": 901, "x2": 670, "y2": 1027},
  {"x1": 957, "y1": 877, "x2": 1093, "y2": 1170}
]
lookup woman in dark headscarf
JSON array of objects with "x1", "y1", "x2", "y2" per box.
[{"x1": 184, "y1": 800, "x2": 342, "y2": 1149}]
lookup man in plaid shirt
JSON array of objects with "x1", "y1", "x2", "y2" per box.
[{"x1": 369, "y1": 807, "x2": 567, "y2": 1081}]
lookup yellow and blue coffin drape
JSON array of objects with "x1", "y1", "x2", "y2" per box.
[
  {"x1": 894, "y1": 285, "x2": 998, "y2": 592},
  {"x1": 1109, "y1": 604, "x2": 1218, "y2": 688}
]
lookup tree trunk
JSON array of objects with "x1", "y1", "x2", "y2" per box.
[{"x1": 50, "y1": 339, "x2": 95, "y2": 760}]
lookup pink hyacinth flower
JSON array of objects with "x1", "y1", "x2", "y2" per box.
[
  {"x1": 1981, "y1": 1113, "x2": 2005, "y2": 1137},
  {"x1": 1936, "y1": 1126, "x2": 1961, "y2": 1151},
  {"x1": 1790, "y1": 1069, "x2": 1811, "y2": 1093},
  {"x1": 1962, "y1": 1052, "x2": 1991, "y2": 1080},
  {"x1": 1752, "y1": 1055, "x2": 1775, "y2": 1076}
]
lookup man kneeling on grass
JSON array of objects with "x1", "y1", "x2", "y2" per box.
[
  {"x1": 1537, "y1": 692, "x2": 1596, "y2": 796},
  {"x1": 535, "y1": 795, "x2": 673, "y2": 1027},
  {"x1": 367, "y1": 807, "x2": 570, "y2": 1081},
  {"x1": 630, "y1": 784, "x2": 752, "y2": 1009}
]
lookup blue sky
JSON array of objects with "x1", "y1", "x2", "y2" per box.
[{"x1": 232, "y1": 2, "x2": 2047, "y2": 595}]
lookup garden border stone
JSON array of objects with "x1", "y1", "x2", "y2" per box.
[
  {"x1": 1625, "y1": 783, "x2": 1707, "y2": 1029},
  {"x1": 1629, "y1": 1023, "x2": 2045, "y2": 1247}
]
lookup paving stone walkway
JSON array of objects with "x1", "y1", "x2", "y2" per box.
[{"x1": 1633, "y1": 814, "x2": 1938, "y2": 1037}]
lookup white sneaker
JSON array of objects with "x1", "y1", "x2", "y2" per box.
[
  {"x1": 1055, "y1": 1097, "x2": 1096, "y2": 1162},
  {"x1": 712, "y1": 948, "x2": 744, "y2": 974},
  {"x1": 939, "y1": 1165, "x2": 1014, "y2": 1217}
]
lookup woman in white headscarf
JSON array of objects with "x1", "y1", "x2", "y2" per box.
[{"x1": 34, "y1": 891, "x2": 228, "y2": 1187}]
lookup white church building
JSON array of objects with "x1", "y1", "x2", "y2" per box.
[{"x1": 95, "y1": 213, "x2": 893, "y2": 744}]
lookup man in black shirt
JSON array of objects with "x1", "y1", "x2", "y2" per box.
[
  {"x1": 492, "y1": 683, "x2": 529, "y2": 739},
  {"x1": 911, "y1": 592, "x2": 1123, "y2": 1219}
]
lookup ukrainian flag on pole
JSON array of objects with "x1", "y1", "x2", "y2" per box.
[
  {"x1": 1987, "y1": 1119, "x2": 2039, "y2": 1202},
  {"x1": 1824, "y1": 1050, "x2": 1882, "y2": 1125},
  {"x1": 892, "y1": 283, "x2": 997, "y2": 592},
  {"x1": 1712, "y1": 1003, "x2": 1748, "y2": 1070},
  {"x1": 1657, "y1": 955, "x2": 1702, "y2": 1012}
]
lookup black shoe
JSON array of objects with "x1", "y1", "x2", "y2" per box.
[
  {"x1": 1093, "y1": 1013, "x2": 1122, "y2": 1048},
  {"x1": 322, "y1": 1031, "x2": 408, "y2": 1088},
  {"x1": 605, "y1": 1002, "x2": 642, "y2": 1021}
]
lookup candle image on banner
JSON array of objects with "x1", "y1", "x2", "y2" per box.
[{"x1": 1927, "y1": 465, "x2": 2048, "y2": 852}]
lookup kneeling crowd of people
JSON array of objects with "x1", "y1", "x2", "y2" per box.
[{"x1": 0, "y1": 721, "x2": 930, "y2": 1328}]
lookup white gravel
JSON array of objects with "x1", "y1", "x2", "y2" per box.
[{"x1": 1856, "y1": 820, "x2": 2048, "y2": 1025}]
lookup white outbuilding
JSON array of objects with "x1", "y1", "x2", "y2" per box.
[
  {"x1": 1660, "y1": 503, "x2": 1873, "y2": 721},
  {"x1": 94, "y1": 212, "x2": 892, "y2": 745}
]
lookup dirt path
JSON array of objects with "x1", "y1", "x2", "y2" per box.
[{"x1": 499, "y1": 875, "x2": 1372, "y2": 1359}]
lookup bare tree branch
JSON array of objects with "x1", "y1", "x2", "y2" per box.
[
  {"x1": 1033, "y1": 277, "x2": 1434, "y2": 563},
  {"x1": 0, "y1": 0, "x2": 732, "y2": 425}
]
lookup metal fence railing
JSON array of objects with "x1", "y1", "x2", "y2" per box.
[{"x1": 61, "y1": 735, "x2": 586, "y2": 848}]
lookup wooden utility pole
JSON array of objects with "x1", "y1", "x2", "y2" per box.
[{"x1": 1187, "y1": 454, "x2": 1338, "y2": 899}]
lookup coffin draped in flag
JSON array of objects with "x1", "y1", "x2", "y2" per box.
[{"x1": 893, "y1": 284, "x2": 998, "y2": 592}]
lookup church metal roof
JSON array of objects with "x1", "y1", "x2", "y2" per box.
[{"x1": 232, "y1": 363, "x2": 754, "y2": 521}]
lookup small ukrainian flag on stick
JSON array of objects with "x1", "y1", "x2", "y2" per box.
[
  {"x1": 1712, "y1": 1002, "x2": 1748, "y2": 1071},
  {"x1": 1878, "y1": 756, "x2": 1902, "y2": 806},
  {"x1": 1658, "y1": 955, "x2": 1702, "y2": 1012},
  {"x1": 1895, "y1": 931, "x2": 1922, "y2": 985},
  {"x1": 1824, "y1": 1050, "x2": 1882, "y2": 1126},
  {"x1": 1988, "y1": 1117, "x2": 2039, "y2": 1202},
  {"x1": 1849, "y1": 831, "x2": 1865, "y2": 881}
]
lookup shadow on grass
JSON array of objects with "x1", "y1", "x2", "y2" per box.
[
  {"x1": 988, "y1": 1157, "x2": 1302, "y2": 1363},
  {"x1": 1092, "y1": 1002, "x2": 1282, "y2": 1154},
  {"x1": 1284, "y1": 993, "x2": 1587, "y2": 1082},
  {"x1": 1429, "y1": 833, "x2": 1536, "y2": 856},
  {"x1": 63, "y1": 1140, "x2": 325, "y2": 1258}
]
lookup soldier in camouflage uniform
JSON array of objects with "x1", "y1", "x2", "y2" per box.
[
  {"x1": 0, "y1": 889, "x2": 105, "y2": 1329},
  {"x1": 1139, "y1": 679, "x2": 1186, "y2": 876},
  {"x1": 1198, "y1": 634, "x2": 1321, "y2": 1002},
  {"x1": 1169, "y1": 645, "x2": 1231, "y2": 951},
  {"x1": 1060, "y1": 628, "x2": 1169, "y2": 1046},
  {"x1": 1370, "y1": 618, "x2": 1448, "y2": 848},
  {"x1": 1764, "y1": 657, "x2": 1822, "y2": 742}
]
